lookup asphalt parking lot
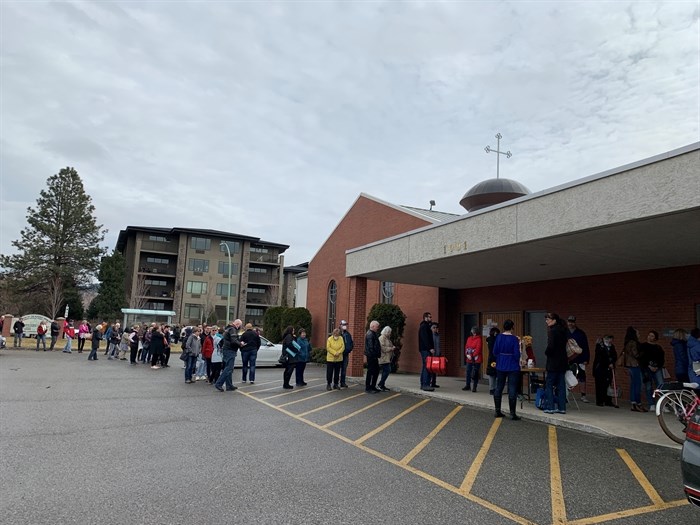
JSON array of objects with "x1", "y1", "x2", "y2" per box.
[{"x1": 0, "y1": 350, "x2": 696, "y2": 524}]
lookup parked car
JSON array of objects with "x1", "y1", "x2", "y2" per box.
[
  {"x1": 682, "y1": 409, "x2": 700, "y2": 507},
  {"x1": 0, "y1": 334, "x2": 6, "y2": 349},
  {"x1": 234, "y1": 335, "x2": 283, "y2": 368}
]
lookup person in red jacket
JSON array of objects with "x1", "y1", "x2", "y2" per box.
[
  {"x1": 200, "y1": 326, "x2": 215, "y2": 383},
  {"x1": 463, "y1": 326, "x2": 483, "y2": 392}
]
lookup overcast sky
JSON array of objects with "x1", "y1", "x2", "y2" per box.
[{"x1": 1, "y1": 0, "x2": 698, "y2": 266}]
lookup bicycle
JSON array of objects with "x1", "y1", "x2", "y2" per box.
[{"x1": 654, "y1": 381, "x2": 700, "y2": 444}]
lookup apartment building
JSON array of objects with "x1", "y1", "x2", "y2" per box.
[{"x1": 116, "y1": 227, "x2": 289, "y2": 327}]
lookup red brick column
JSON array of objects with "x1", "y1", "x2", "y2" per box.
[
  {"x1": 347, "y1": 276, "x2": 367, "y2": 378},
  {"x1": 2, "y1": 314, "x2": 13, "y2": 338},
  {"x1": 56, "y1": 317, "x2": 66, "y2": 339}
]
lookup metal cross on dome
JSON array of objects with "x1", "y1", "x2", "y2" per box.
[{"x1": 484, "y1": 133, "x2": 512, "y2": 179}]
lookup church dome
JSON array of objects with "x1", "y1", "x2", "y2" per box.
[{"x1": 459, "y1": 178, "x2": 531, "y2": 212}]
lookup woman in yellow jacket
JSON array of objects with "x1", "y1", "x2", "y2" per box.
[{"x1": 326, "y1": 328, "x2": 345, "y2": 390}]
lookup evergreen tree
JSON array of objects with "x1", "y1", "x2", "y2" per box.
[
  {"x1": 90, "y1": 251, "x2": 126, "y2": 321},
  {"x1": 0, "y1": 167, "x2": 106, "y2": 316}
]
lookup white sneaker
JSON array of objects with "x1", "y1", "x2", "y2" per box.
[{"x1": 581, "y1": 395, "x2": 589, "y2": 403}]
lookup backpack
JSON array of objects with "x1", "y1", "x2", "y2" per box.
[{"x1": 535, "y1": 387, "x2": 546, "y2": 409}]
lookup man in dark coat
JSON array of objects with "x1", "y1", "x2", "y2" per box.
[
  {"x1": 544, "y1": 313, "x2": 568, "y2": 414},
  {"x1": 365, "y1": 320, "x2": 381, "y2": 393},
  {"x1": 214, "y1": 319, "x2": 242, "y2": 392},
  {"x1": 418, "y1": 312, "x2": 435, "y2": 391},
  {"x1": 339, "y1": 320, "x2": 354, "y2": 388}
]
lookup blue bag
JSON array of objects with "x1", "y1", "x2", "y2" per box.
[{"x1": 535, "y1": 387, "x2": 546, "y2": 409}]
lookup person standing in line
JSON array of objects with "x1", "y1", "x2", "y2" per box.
[
  {"x1": 339, "y1": 320, "x2": 353, "y2": 388},
  {"x1": 36, "y1": 321, "x2": 47, "y2": 351},
  {"x1": 687, "y1": 328, "x2": 700, "y2": 384},
  {"x1": 418, "y1": 312, "x2": 435, "y2": 392},
  {"x1": 491, "y1": 319, "x2": 521, "y2": 420},
  {"x1": 108, "y1": 323, "x2": 122, "y2": 360},
  {"x1": 593, "y1": 335, "x2": 618, "y2": 407},
  {"x1": 240, "y1": 323, "x2": 261, "y2": 384},
  {"x1": 295, "y1": 328, "x2": 311, "y2": 387},
  {"x1": 128, "y1": 326, "x2": 140, "y2": 365},
  {"x1": 280, "y1": 325, "x2": 298, "y2": 390},
  {"x1": 619, "y1": 326, "x2": 644, "y2": 412},
  {"x1": 365, "y1": 320, "x2": 381, "y2": 393},
  {"x1": 210, "y1": 327, "x2": 224, "y2": 385},
  {"x1": 87, "y1": 323, "x2": 103, "y2": 361},
  {"x1": 200, "y1": 326, "x2": 214, "y2": 382},
  {"x1": 463, "y1": 326, "x2": 483, "y2": 392},
  {"x1": 671, "y1": 329, "x2": 689, "y2": 383},
  {"x1": 214, "y1": 320, "x2": 243, "y2": 392},
  {"x1": 63, "y1": 321, "x2": 75, "y2": 353},
  {"x1": 325, "y1": 328, "x2": 345, "y2": 390},
  {"x1": 378, "y1": 326, "x2": 395, "y2": 392},
  {"x1": 149, "y1": 326, "x2": 167, "y2": 369},
  {"x1": 118, "y1": 329, "x2": 130, "y2": 360},
  {"x1": 162, "y1": 325, "x2": 172, "y2": 367},
  {"x1": 485, "y1": 327, "x2": 500, "y2": 395},
  {"x1": 77, "y1": 320, "x2": 90, "y2": 353},
  {"x1": 430, "y1": 322, "x2": 441, "y2": 388},
  {"x1": 543, "y1": 313, "x2": 568, "y2": 415},
  {"x1": 183, "y1": 326, "x2": 202, "y2": 382},
  {"x1": 640, "y1": 330, "x2": 665, "y2": 409},
  {"x1": 49, "y1": 319, "x2": 60, "y2": 351},
  {"x1": 13, "y1": 318, "x2": 25, "y2": 348},
  {"x1": 566, "y1": 316, "x2": 590, "y2": 403}
]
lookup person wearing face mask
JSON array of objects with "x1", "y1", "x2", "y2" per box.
[
  {"x1": 339, "y1": 320, "x2": 354, "y2": 388},
  {"x1": 593, "y1": 335, "x2": 618, "y2": 407}
]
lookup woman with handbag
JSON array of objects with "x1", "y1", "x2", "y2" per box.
[
  {"x1": 593, "y1": 335, "x2": 618, "y2": 407},
  {"x1": 281, "y1": 326, "x2": 299, "y2": 390}
]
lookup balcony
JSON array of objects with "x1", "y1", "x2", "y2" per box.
[
  {"x1": 249, "y1": 253, "x2": 279, "y2": 264},
  {"x1": 247, "y1": 274, "x2": 278, "y2": 284},
  {"x1": 138, "y1": 267, "x2": 177, "y2": 278},
  {"x1": 141, "y1": 240, "x2": 178, "y2": 254}
]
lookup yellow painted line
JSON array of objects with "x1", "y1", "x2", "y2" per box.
[
  {"x1": 297, "y1": 392, "x2": 366, "y2": 417},
  {"x1": 616, "y1": 449, "x2": 664, "y2": 506},
  {"x1": 460, "y1": 417, "x2": 502, "y2": 494},
  {"x1": 548, "y1": 425, "x2": 567, "y2": 525},
  {"x1": 354, "y1": 399, "x2": 430, "y2": 445},
  {"x1": 321, "y1": 393, "x2": 401, "y2": 428},
  {"x1": 567, "y1": 499, "x2": 689, "y2": 525},
  {"x1": 278, "y1": 389, "x2": 338, "y2": 407},
  {"x1": 238, "y1": 379, "x2": 279, "y2": 387},
  {"x1": 237, "y1": 389, "x2": 537, "y2": 525},
  {"x1": 400, "y1": 405, "x2": 463, "y2": 465},
  {"x1": 250, "y1": 378, "x2": 323, "y2": 395}
]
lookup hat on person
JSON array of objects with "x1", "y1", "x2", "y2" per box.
[
  {"x1": 567, "y1": 315, "x2": 576, "y2": 322},
  {"x1": 340, "y1": 320, "x2": 348, "y2": 326}
]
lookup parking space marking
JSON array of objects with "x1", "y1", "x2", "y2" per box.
[
  {"x1": 296, "y1": 392, "x2": 366, "y2": 417},
  {"x1": 321, "y1": 393, "x2": 401, "y2": 428},
  {"x1": 239, "y1": 379, "x2": 279, "y2": 388},
  {"x1": 566, "y1": 499, "x2": 689, "y2": 525},
  {"x1": 549, "y1": 426, "x2": 567, "y2": 525},
  {"x1": 354, "y1": 398, "x2": 430, "y2": 445},
  {"x1": 400, "y1": 405, "x2": 463, "y2": 465},
  {"x1": 459, "y1": 418, "x2": 502, "y2": 494},
  {"x1": 616, "y1": 449, "x2": 664, "y2": 506},
  {"x1": 277, "y1": 385, "x2": 357, "y2": 407}
]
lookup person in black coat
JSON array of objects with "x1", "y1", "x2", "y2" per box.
[
  {"x1": 281, "y1": 325, "x2": 298, "y2": 389},
  {"x1": 365, "y1": 320, "x2": 381, "y2": 393},
  {"x1": 418, "y1": 312, "x2": 435, "y2": 391},
  {"x1": 593, "y1": 335, "x2": 618, "y2": 407},
  {"x1": 544, "y1": 313, "x2": 568, "y2": 414}
]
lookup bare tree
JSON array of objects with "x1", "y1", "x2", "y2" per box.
[
  {"x1": 264, "y1": 285, "x2": 280, "y2": 306},
  {"x1": 130, "y1": 275, "x2": 149, "y2": 309},
  {"x1": 46, "y1": 275, "x2": 65, "y2": 319}
]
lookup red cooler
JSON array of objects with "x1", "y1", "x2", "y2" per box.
[{"x1": 426, "y1": 356, "x2": 447, "y2": 375}]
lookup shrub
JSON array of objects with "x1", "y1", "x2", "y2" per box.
[
  {"x1": 262, "y1": 306, "x2": 286, "y2": 343},
  {"x1": 281, "y1": 307, "x2": 312, "y2": 342},
  {"x1": 367, "y1": 303, "x2": 407, "y2": 372},
  {"x1": 310, "y1": 346, "x2": 327, "y2": 364}
]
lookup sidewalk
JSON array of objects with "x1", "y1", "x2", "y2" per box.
[{"x1": 354, "y1": 372, "x2": 681, "y2": 449}]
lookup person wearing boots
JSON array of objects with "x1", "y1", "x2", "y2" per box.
[
  {"x1": 491, "y1": 319, "x2": 521, "y2": 421},
  {"x1": 463, "y1": 326, "x2": 483, "y2": 392}
]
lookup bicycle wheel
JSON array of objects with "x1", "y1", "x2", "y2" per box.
[{"x1": 656, "y1": 390, "x2": 697, "y2": 444}]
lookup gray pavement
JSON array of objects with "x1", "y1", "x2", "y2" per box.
[{"x1": 355, "y1": 371, "x2": 681, "y2": 449}]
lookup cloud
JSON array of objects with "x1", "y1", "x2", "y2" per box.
[{"x1": 1, "y1": 0, "x2": 698, "y2": 266}]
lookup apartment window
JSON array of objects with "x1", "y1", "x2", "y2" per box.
[
  {"x1": 216, "y1": 283, "x2": 237, "y2": 296},
  {"x1": 186, "y1": 281, "x2": 208, "y2": 294},
  {"x1": 147, "y1": 302, "x2": 165, "y2": 310},
  {"x1": 184, "y1": 304, "x2": 202, "y2": 319},
  {"x1": 381, "y1": 281, "x2": 395, "y2": 304},
  {"x1": 146, "y1": 257, "x2": 169, "y2": 265},
  {"x1": 250, "y1": 247, "x2": 269, "y2": 254},
  {"x1": 220, "y1": 241, "x2": 241, "y2": 254},
  {"x1": 190, "y1": 237, "x2": 211, "y2": 250},
  {"x1": 247, "y1": 287, "x2": 265, "y2": 294},
  {"x1": 145, "y1": 279, "x2": 167, "y2": 287},
  {"x1": 148, "y1": 235, "x2": 168, "y2": 242},
  {"x1": 218, "y1": 261, "x2": 239, "y2": 275},
  {"x1": 246, "y1": 308, "x2": 264, "y2": 316},
  {"x1": 249, "y1": 267, "x2": 268, "y2": 274},
  {"x1": 327, "y1": 280, "x2": 337, "y2": 336},
  {"x1": 188, "y1": 258, "x2": 209, "y2": 272}
]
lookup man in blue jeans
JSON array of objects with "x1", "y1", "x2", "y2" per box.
[
  {"x1": 418, "y1": 312, "x2": 435, "y2": 392},
  {"x1": 214, "y1": 319, "x2": 243, "y2": 392}
]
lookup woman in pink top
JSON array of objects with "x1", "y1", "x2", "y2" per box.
[{"x1": 78, "y1": 320, "x2": 90, "y2": 353}]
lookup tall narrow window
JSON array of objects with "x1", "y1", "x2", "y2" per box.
[
  {"x1": 327, "y1": 280, "x2": 337, "y2": 336},
  {"x1": 381, "y1": 281, "x2": 394, "y2": 304}
]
